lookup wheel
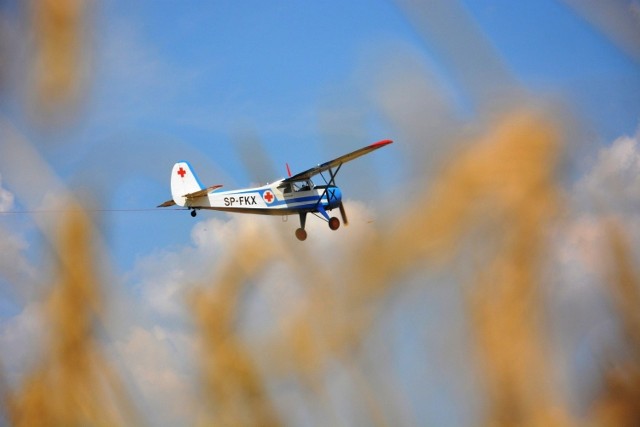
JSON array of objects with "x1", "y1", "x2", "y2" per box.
[
  {"x1": 295, "y1": 228, "x2": 307, "y2": 241},
  {"x1": 190, "y1": 210, "x2": 197, "y2": 217},
  {"x1": 328, "y1": 217, "x2": 340, "y2": 230}
]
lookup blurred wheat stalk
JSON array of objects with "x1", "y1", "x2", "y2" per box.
[
  {"x1": 186, "y1": 109, "x2": 639, "y2": 426},
  {"x1": 2, "y1": 100, "x2": 639, "y2": 427},
  {"x1": 3, "y1": 209, "x2": 137, "y2": 426},
  {"x1": 29, "y1": 0, "x2": 87, "y2": 123},
  {"x1": 592, "y1": 220, "x2": 640, "y2": 426},
  {"x1": 1, "y1": 1, "x2": 640, "y2": 426}
]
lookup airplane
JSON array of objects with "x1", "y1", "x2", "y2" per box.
[{"x1": 158, "y1": 139, "x2": 393, "y2": 240}]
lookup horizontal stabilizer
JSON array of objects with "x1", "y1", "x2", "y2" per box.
[
  {"x1": 157, "y1": 185, "x2": 222, "y2": 208},
  {"x1": 184, "y1": 185, "x2": 223, "y2": 199},
  {"x1": 157, "y1": 199, "x2": 176, "y2": 208}
]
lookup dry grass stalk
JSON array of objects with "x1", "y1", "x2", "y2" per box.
[
  {"x1": 3, "y1": 110, "x2": 638, "y2": 427},
  {"x1": 339, "y1": 109, "x2": 571, "y2": 426},
  {"x1": 590, "y1": 220, "x2": 640, "y2": 426},
  {"x1": 457, "y1": 112, "x2": 570, "y2": 427},
  {"x1": 256, "y1": 110, "x2": 573, "y2": 426},
  {"x1": 1, "y1": 1, "x2": 637, "y2": 425},
  {"x1": 191, "y1": 228, "x2": 282, "y2": 427},
  {"x1": 30, "y1": 0, "x2": 87, "y2": 120},
  {"x1": 6, "y1": 208, "x2": 137, "y2": 426}
]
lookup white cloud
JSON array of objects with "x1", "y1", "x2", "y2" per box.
[
  {"x1": 0, "y1": 173, "x2": 14, "y2": 212},
  {"x1": 12, "y1": 124, "x2": 640, "y2": 425},
  {"x1": 130, "y1": 201, "x2": 376, "y2": 324},
  {"x1": 0, "y1": 302, "x2": 45, "y2": 386},
  {"x1": 555, "y1": 128, "x2": 640, "y2": 274},
  {"x1": 109, "y1": 325, "x2": 197, "y2": 427},
  {"x1": 0, "y1": 228, "x2": 35, "y2": 295},
  {"x1": 555, "y1": 128, "x2": 640, "y2": 290},
  {"x1": 0, "y1": 172, "x2": 38, "y2": 302},
  {"x1": 579, "y1": 130, "x2": 640, "y2": 213},
  {"x1": 548, "y1": 128, "x2": 640, "y2": 408},
  {"x1": 554, "y1": 214, "x2": 609, "y2": 291},
  {"x1": 109, "y1": 201, "x2": 380, "y2": 423}
]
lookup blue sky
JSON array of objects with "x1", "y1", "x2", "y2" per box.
[
  {"x1": 1, "y1": 1, "x2": 639, "y2": 425},
  {"x1": 71, "y1": 0, "x2": 637, "y2": 271}
]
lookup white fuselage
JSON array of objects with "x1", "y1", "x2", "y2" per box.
[{"x1": 185, "y1": 180, "x2": 342, "y2": 216}]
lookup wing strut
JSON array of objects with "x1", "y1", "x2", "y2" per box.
[
  {"x1": 320, "y1": 164, "x2": 342, "y2": 187},
  {"x1": 316, "y1": 164, "x2": 342, "y2": 210}
]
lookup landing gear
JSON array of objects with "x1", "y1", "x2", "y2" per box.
[
  {"x1": 295, "y1": 212, "x2": 308, "y2": 241},
  {"x1": 328, "y1": 217, "x2": 340, "y2": 230},
  {"x1": 190, "y1": 209, "x2": 197, "y2": 217},
  {"x1": 295, "y1": 228, "x2": 307, "y2": 241},
  {"x1": 293, "y1": 212, "x2": 340, "y2": 240}
]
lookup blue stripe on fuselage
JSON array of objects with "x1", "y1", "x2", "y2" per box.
[{"x1": 214, "y1": 186, "x2": 341, "y2": 210}]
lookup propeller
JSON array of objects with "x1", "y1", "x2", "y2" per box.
[{"x1": 338, "y1": 201, "x2": 348, "y2": 226}]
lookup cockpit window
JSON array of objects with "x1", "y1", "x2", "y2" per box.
[
  {"x1": 279, "y1": 183, "x2": 293, "y2": 194},
  {"x1": 281, "y1": 180, "x2": 315, "y2": 193},
  {"x1": 299, "y1": 180, "x2": 314, "y2": 191}
]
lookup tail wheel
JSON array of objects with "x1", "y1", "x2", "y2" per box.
[
  {"x1": 295, "y1": 228, "x2": 307, "y2": 241},
  {"x1": 190, "y1": 210, "x2": 197, "y2": 218},
  {"x1": 328, "y1": 217, "x2": 340, "y2": 231}
]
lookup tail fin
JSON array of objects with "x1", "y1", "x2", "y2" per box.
[{"x1": 171, "y1": 161, "x2": 203, "y2": 207}]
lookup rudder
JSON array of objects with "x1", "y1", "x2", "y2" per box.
[{"x1": 171, "y1": 161, "x2": 203, "y2": 207}]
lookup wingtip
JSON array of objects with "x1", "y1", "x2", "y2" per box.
[{"x1": 370, "y1": 139, "x2": 393, "y2": 148}]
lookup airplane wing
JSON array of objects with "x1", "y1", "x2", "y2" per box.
[{"x1": 283, "y1": 139, "x2": 393, "y2": 182}]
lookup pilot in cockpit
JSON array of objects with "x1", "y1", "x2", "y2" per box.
[
  {"x1": 280, "y1": 180, "x2": 315, "y2": 194},
  {"x1": 299, "y1": 180, "x2": 314, "y2": 192}
]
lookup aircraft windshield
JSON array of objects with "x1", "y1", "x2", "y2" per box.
[
  {"x1": 296, "y1": 180, "x2": 314, "y2": 192},
  {"x1": 278, "y1": 180, "x2": 315, "y2": 195}
]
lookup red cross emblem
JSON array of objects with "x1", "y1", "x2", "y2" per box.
[
  {"x1": 263, "y1": 190, "x2": 274, "y2": 204},
  {"x1": 177, "y1": 167, "x2": 186, "y2": 178}
]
